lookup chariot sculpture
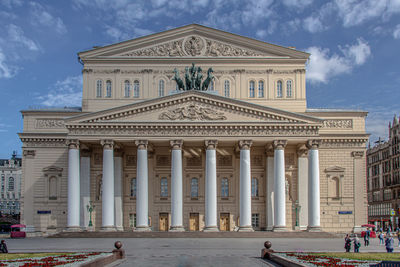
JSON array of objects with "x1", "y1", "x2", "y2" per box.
[{"x1": 173, "y1": 63, "x2": 214, "y2": 91}]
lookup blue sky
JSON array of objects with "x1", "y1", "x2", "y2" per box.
[{"x1": 0, "y1": 0, "x2": 399, "y2": 158}]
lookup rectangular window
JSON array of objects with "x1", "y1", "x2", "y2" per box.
[
  {"x1": 161, "y1": 177, "x2": 168, "y2": 197},
  {"x1": 252, "y1": 213, "x2": 259, "y2": 228}
]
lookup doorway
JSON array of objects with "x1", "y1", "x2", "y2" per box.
[
  {"x1": 189, "y1": 213, "x2": 199, "y2": 231},
  {"x1": 220, "y1": 213, "x2": 230, "y2": 231},
  {"x1": 159, "y1": 213, "x2": 169, "y2": 231}
]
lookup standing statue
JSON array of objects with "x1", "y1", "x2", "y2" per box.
[
  {"x1": 195, "y1": 67, "x2": 203, "y2": 90},
  {"x1": 189, "y1": 63, "x2": 196, "y2": 90},
  {"x1": 201, "y1": 67, "x2": 214, "y2": 91},
  {"x1": 173, "y1": 68, "x2": 185, "y2": 90},
  {"x1": 184, "y1": 67, "x2": 191, "y2": 90}
]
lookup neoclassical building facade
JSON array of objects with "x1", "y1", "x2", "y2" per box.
[{"x1": 19, "y1": 24, "x2": 368, "y2": 233}]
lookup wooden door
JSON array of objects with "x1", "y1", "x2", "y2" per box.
[
  {"x1": 159, "y1": 213, "x2": 169, "y2": 231},
  {"x1": 220, "y1": 213, "x2": 230, "y2": 231},
  {"x1": 189, "y1": 213, "x2": 199, "y2": 231}
]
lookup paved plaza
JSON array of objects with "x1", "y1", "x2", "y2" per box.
[{"x1": 4, "y1": 236, "x2": 395, "y2": 266}]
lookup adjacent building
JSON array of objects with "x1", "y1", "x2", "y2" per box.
[
  {"x1": 367, "y1": 116, "x2": 400, "y2": 229},
  {"x1": 19, "y1": 24, "x2": 368, "y2": 233},
  {"x1": 0, "y1": 152, "x2": 22, "y2": 216}
]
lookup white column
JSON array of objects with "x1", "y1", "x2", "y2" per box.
[
  {"x1": 101, "y1": 140, "x2": 115, "y2": 230},
  {"x1": 307, "y1": 140, "x2": 321, "y2": 231},
  {"x1": 170, "y1": 140, "x2": 184, "y2": 231},
  {"x1": 239, "y1": 140, "x2": 253, "y2": 232},
  {"x1": 297, "y1": 144, "x2": 308, "y2": 230},
  {"x1": 135, "y1": 140, "x2": 151, "y2": 231},
  {"x1": 114, "y1": 152, "x2": 123, "y2": 231},
  {"x1": 80, "y1": 149, "x2": 91, "y2": 229},
  {"x1": 67, "y1": 139, "x2": 80, "y2": 230},
  {"x1": 266, "y1": 145, "x2": 274, "y2": 231},
  {"x1": 204, "y1": 140, "x2": 219, "y2": 232},
  {"x1": 273, "y1": 140, "x2": 287, "y2": 231}
]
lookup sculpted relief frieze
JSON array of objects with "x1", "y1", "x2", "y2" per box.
[
  {"x1": 121, "y1": 36, "x2": 265, "y2": 57},
  {"x1": 322, "y1": 119, "x2": 353, "y2": 129},
  {"x1": 35, "y1": 119, "x2": 65, "y2": 129},
  {"x1": 159, "y1": 104, "x2": 227, "y2": 121}
]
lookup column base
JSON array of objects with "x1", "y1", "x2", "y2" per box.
[
  {"x1": 266, "y1": 226, "x2": 274, "y2": 231},
  {"x1": 100, "y1": 226, "x2": 117, "y2": 232},
  {"x1": 238, "y1": 226, "x2": 254, "y2": 232},
  {"x1": 116, "y1": 226, "x2": 124, "y2": 231},
  {"x1": 65, "y1": 226, "x2": 82, "y2": 232},
  {"x1": 203, "y1": 226, "x2": 219, "y2": 232},
  {"x1": 272, "y1": 226, "x2": 287, "y2": 232},
  {"x1": 307, "y1": 226, "x2": 322, "y2": 232},
  {"x1": 135, "y1": 226, "x2": 152, "y2": 232},
  {"x1": 83, "y1": 226, "x2": 95, "y2": 232},
  {"x1": 169, "y1": 226, "x2": 185, "y2": 232}
]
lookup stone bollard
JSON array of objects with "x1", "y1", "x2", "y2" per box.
[
  {"x1": 112, "y1": 241, "x2": 125, "y2": 259},
  {"x1": 261, "y1": 241, "x2": 274, "y2": 259}
]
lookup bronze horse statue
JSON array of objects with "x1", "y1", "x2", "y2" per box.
[
  {"x1": 173, "y1": 68, "x2": 185, "y2": 90},
  {"x1": 201, "y1": 67, "x2": 214, "y2": 91}
]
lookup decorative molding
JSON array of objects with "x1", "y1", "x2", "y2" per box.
[
  {"x1": 273, "y1": 140, "x2": 287, "y2": 150},
  {"x1": 120, "y1": 36, "x2": 266, "y2": 58},
  {"x1": 307, "y1": 139, "x2": 321, "y2": 149},
  {"x1": 170, "y1": 140, "x2": 183, "y2": 150},
  {"x1": 239, "y1": 140, "x2": 252, "y2": 150},
  {"x1": 42, "y1": 166, "x2": 63, "y2": 175},
  {"x1": 125, "y1": 155, "x2": 136, "y2": 166},
  {"x1": 320, "y1": 138, "x2": 368, "y2": 148},
  {"x1": 100, "y1": 139, "x2": 114, "y2": 150},
  {"x1": 156, "y1": 155, "x2": 170, "y2": 167},
  {"x1": 135, "y1": 140, "x2": 148, "y2": 150},
  {"x1": 351, "y1": 151, "x2": 364, "y2": 158},
  {"x1": 159, "y1": 104, "x2": 227, "y2": 121},
  {"x1": 297, "y1": 144, "x2": 308, "y2": 158},
  {"x1": 205, "y1": 140, "x2": 218, "y2": 150},
  {"x1": 285, "y1": 153, "x2": 295, "y2": 165},
  {"x1": 35, "y1": 119, "x2": 65, "y2": 129},
  {"x1": 325, "y1": 166, "x2": 346, "y2": 173},
  {"x1": 251, "y1": 155, "x2": 263, "y2": 166},
  {"x1": 322, "y1": 119, "x2": 353, "y2": 129},
  {"x1": 23, "y1": 150, "x2": 36, "y2": 158},
  {"x1": 217, "y1": 155, "x2": 232, "y2": 167},
  {"x1": 186, "y1": 156, "x2": 202, "y2": 167},
  {"x1": 21, "y1": 138, "x2": 66, "y2": 148},
  {"x1": 265, "y1": 144, "x2": 274, "y2": 157},
  {"x1": 66, "y1": 139, "x2": 79, "y2": 149}
]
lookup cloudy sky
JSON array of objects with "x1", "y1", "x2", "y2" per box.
[{"x1": 0, "y1": 0, "x2": 399, "y2": 158}]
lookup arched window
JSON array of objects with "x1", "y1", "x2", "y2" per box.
[
  {"x1": 258, "y1": 81, "x2": 264, "y2": 98},
  {"x1": 130, "y1": 178, "x2": 136, "y2": 197},
  {"x1": 221, "y1": 178, "x2": 229, "y2": 197},
  {"x1": 158, "y1": 80, "x2": 165, "y2": 97},
  {"x1": 224, "y1": 80, "x2": 230, "y2": 97},
  {"x1": 249, "y1": 81, "x2": 255, "y2": 98},
  {"x1": 286, "y1": 80, "x2": 292, "y2": 98},
  {"x1": 8, "y1": 177, "x2": 14, "y2": 191},
  {"x1": 160, "y1": 177, "x2": 168, "y2": 197},
  {"x1": 276, "y1": 80, "x2": 283, "y2": 98},
  {"x1": 49, "y1": 176, "x2": 57, "y2": 200},
  {"x1": 106, "y1": 80, "x2": 112, "y2": 98},
  {"x1": 133, "y1": 80, "x2": 140, "y2": 98},
  {"x1": 96, "y1": 80, "x2": 102, "y2": 97},
  {"x1": 124, "y1": 80, "x2": 130, "y2": 98},
  {"x1": 191, "y1": 178, "x2": 198, "y2": 198},
  {"x1": 251, "y1": 177, "x2": 258, "y2": 197}
]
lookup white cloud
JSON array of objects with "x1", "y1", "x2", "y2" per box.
[
  {"x1": 29, "y1": 2, "x2": 67, "y2": 34},
  {"x1": 306, "y1": 38, "x2": 371, "y2": 83},
  {"x1": 7, "y1": 24, "x2": 40, "y2": 51},
  {"x1": 0, "y1": 0, "x2": 23, "y2": 8},
  {"x1": 0, "y1": 49, "x2": 17, "y2": 79},
  {"x1": 303, "y1": 16, "x2": 326, "y2": 33},
  {"x1": 282, "y1": 0, "x2": 313, "y2": 9},
  {"x1": 393, "y1": 24, "x2": 400, "y2": 39},
  {"x1": 37, "y1": 76, "x2": 83, "y2": 107}
]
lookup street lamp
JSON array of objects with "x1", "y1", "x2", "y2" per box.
[{"x1": 86, "y1": 201, "x2": 95, "y2": 227}]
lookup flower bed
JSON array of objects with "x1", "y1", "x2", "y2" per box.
[
  {"x1": 276, "y1": 252, "x2": 381, "y2": 267},
  {"x1": 0, "y1": 252, "x2": 111, "y2": 266}
]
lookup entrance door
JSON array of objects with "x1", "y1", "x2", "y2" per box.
[
  {"x1": 159, "y1": 213, "x2": 169, "y2": 231},
  {"x1": 220, "y1": 213, "x2": 230, "y2": 231},
  {"x1": 189, "y1": 213, "x2": 199, "y2": 231}
]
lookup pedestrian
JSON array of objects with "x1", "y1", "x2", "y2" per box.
[
  {"x1": 0, "y1": 240, "x2": 7, "y2": 253},
  {"x1": 344, "y1": 234, "x2": 352, "y2": 252},
  {"x1": 353, "y1": 235, "x2": 361, "y2": 253},
  {"x1": 364, "y1": 228, "x2": 370, "y2": 246},
  {"x1": 397, "y1": 231, "x2": 400, "y2": 247},
  {"x1": 385, "y1": 233, "x2": 394, "y2": 253},
  {"x1": 379, "y1": 232, "x2": 385, "y2": 245}
]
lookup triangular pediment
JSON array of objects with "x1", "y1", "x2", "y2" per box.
[
  {"x1": 65, "y1": 91, "x2": 322, "y2": 126},
  {"x1": 79, "y1": 24, "x2": 309, "y2": 60},
  {"x1": 325, "y1": 166, "x2": 346, "y2": 173}
]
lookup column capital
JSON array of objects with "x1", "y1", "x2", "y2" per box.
[
  {"x1": 297, "y1": 144, "x2": 308, "y2": 158},
  {"x1": 135, "y1": 140, "x2": 148, "y2": 150},
  {"x1": 205, "y1": 140, "x2": 218, "y2": 150},
  {"x1": 239, "y1": 140, "x2": 252, "y2": 150},
  {"x1": 101, "y1": 139, "x2": 114, "y2": 150},
  {"x1": 351, "y1": 151, "x2": 364, "y2": 158},
  {"x1": 273, "y1": 140, "x2": 287, "y2": 150},
  {"x1": 306, "y1": 140, "x2": 321, "y2": 150},
  {"x1": 265, "y1": 144, "x2": 274, "y2": 157},
  {"x1": 170, "y1": 140, "x2": 183, "y2": 150},
  {"x1": 66, "y1": 139, "x2": 80, "y2": 149}
]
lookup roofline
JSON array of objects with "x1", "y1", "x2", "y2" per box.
[{"x1": 306, "y1": 108, "x2": 368, "y2": 116}]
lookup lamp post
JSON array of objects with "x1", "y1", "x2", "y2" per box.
[
  {"x1": 86, "y1": 201, "x2": 95, "y2": 227},
  {"x1": 292, "y1": 200, "x2": 301, "y2": 228}
]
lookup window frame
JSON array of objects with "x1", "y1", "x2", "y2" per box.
[
  {"x1": 258, "y1": 80, "x2": 264, "y2": 98},
  {"x1": 106, "y1": 80, "x2": 112, "y2": 98},
  {"x1": 158, "y1": 79, "x2": 165, "y2": 97},
  {"x1": 160, "y1": 177, "x2": 168, "y2": 198},
  {"x1": 224, "y1": 80, "x2": 230, "y2": 97},
  {"x1": 133, "y1": 80, "x2": 140, "y2": 98},
  {"x1": 221, "y1": 177, "x2": 229, "y2": 198},
  {"x1": 276, "y1": 80, "x2": 283, "y2": 98},
  {"x1": 286, "y1": 80, "x2": 293, "y2": 98},
  {"x1": 124, "y1": 80, "x2": 131, "y2": 98},
  {"x1": 251, "y1": 177, "x2": 259, "y2": 197},
  {"x1": 96, "y1": 80, "x2": 103, "y2": 98},
  {"x1": 249, "y1": 80, "x2": 255, "y2": 98}
]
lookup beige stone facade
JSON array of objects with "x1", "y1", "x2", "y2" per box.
[{"x1": 19, "y1": 24, "x2": 368, "y2": 233}]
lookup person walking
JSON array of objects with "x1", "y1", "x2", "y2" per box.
[
  {"x1": 385, "y1": 233, "x2": 394, "y2": 253},
  {"x1": 379, "y1": 232, "x2": 385, "y2": 245},
  {"x1": 353, "y1": 235, "x2": 361, "y2": 253},
  {"x1": 0, "y1": 240, "x2": 7, "y2": 253},
  {"x1": 364, "y1": 228, "x2": 370, "y2": 246},
  {"x1": 344, "y1": 234, "x2": 352, "y2": 252}
]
